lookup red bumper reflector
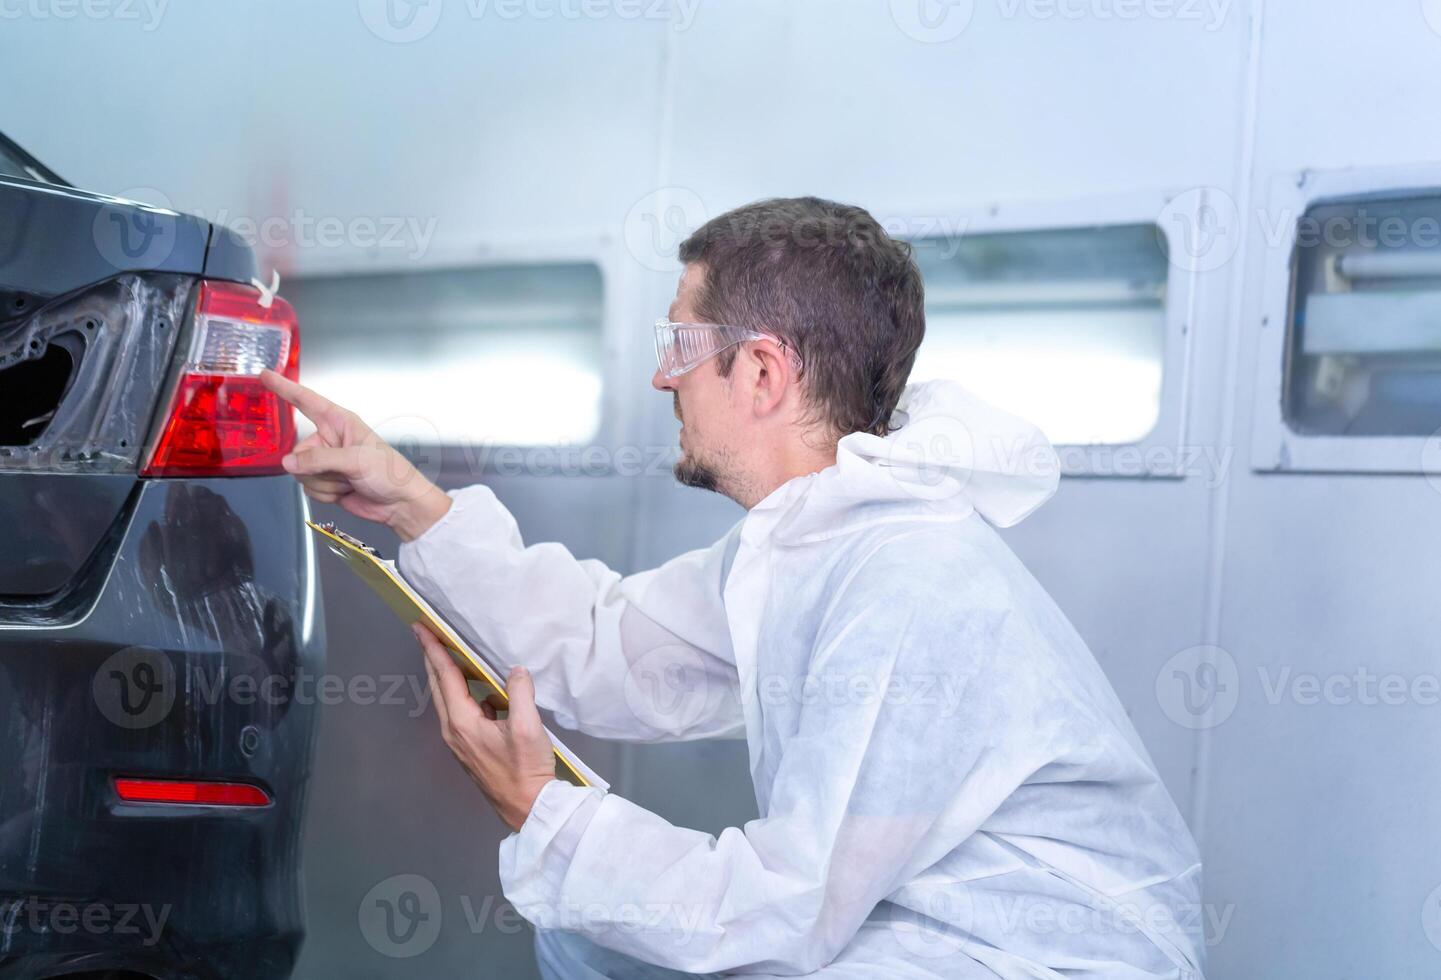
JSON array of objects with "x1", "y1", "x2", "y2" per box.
[{"x1": 114, "y1": 777, "x2": 272, "y2": 807}]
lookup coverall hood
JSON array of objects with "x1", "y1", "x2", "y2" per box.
[{"x1": 756, "y1": 379, "x2": 1062, "y2": 546}]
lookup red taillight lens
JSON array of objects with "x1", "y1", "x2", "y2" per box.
[
  {"x1": 142, "y1": 279, "x2": 300, "y2": 477},
  {"x1": 114, "y1": 777, "x2": 272, "y2": 807}
]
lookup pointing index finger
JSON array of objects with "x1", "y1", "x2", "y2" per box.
[{"x1": 261, "y1": 369, "x2": 336, "y2": 427}]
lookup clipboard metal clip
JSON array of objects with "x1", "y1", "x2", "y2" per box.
[{"x1": 315, "y1": 521, "x2": 382, "y2": 557}]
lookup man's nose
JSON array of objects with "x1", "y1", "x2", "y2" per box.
[{"x1": 651, "y1": 369, "x2": 674, "y2": 393}]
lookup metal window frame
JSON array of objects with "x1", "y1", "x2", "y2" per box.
[
  {"x1": 1250, "y1": 164, "x2": 1441, "y2": 475},
  {"x1": 281, "y1": 235, "x2": 624, "y2": 459},
  {"x1": 900, "y1": 189, "x2": 1202, "y2": 478}
]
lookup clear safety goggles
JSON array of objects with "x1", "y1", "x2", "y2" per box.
[{"x1": 653, "y1": 319, "x2": 802, "y2": 380}]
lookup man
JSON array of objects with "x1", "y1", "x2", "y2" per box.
[{"x1": 264, "y1": 197, "x2": 1204, "y2": 978}]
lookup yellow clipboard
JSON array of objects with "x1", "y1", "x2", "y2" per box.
[{"x1": 308, "y1": 520, "x2": 605, "y2": 790}]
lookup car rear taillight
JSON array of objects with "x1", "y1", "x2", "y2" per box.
[
  {"x1": 142, "y1": 279, "x2": 299, "y2": 477},
  {"x1": 114, "y1": 777, "x2": 272, "y2": 807}
]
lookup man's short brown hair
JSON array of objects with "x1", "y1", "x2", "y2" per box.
[{"x1": 678, "y1": 197, "x2": 926, "y2": 438}]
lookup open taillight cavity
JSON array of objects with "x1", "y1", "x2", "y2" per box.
[{"x1": 142, "y1": 279, "x2": 300, "y2": 477}]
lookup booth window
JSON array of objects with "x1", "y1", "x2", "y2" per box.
[
  {"x1": 910, "y1": 224, "x2": 1168, "y2": 446},
  {"x1": 1285, "y1": 193, "x2": 1441, "y2": 437},
  {"x1": 283, "y1": 263, "x2": 604, "y2": 445}
]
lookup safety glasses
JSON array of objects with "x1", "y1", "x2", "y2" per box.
[{"x1": 653, "y1": 319, "x2": 802, "y2": 380}]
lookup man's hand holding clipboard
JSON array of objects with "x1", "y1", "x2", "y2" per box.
[{"x1": 266, "y1": 370, "x2": 588, "y2": 832}]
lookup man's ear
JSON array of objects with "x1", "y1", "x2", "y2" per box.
[{"x1": 748, "y1": 341, "x2": 795, "y2": 418}]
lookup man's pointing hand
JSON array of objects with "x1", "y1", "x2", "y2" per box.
[{"x1": 261, "y1": 369, "x2": 451, "y2": 541}]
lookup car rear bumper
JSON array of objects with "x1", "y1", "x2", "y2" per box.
[{"x1": 0, "y1": 477, "x2": 325, "y2": 980}]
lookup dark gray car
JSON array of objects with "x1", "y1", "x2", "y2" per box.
[{"x1": 0, "y1": 133, "x2": 323, "y2": 980}]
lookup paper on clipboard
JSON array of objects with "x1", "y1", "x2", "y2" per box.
[{"x1": 307, "y1": 521, "x2": 607, "y2": 791}]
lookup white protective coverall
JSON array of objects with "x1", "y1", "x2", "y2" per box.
[{"x1": 397, "y1": 380, "x2": 1205, "y2": 979}]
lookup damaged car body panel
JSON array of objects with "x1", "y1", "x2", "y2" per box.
[
  {"x1": 0, "y1": 274, "x2": 189, "y2": 470},
  {"x1": 0, "y1": 138, "x2": 323, "y2": 979}
]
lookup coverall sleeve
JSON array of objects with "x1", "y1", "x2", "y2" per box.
[
  {"x1": 498, "y1": 553, "x2": 1062, "y2": 975},
  {"x1": 397, "y1": 485, "x2": 744, "y2": 742}
]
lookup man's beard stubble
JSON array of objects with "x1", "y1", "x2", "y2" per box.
[
  {"x1": 674, "y1": 453, "x2": 721, "y2": 493},
  {"x1": 673, "y1": 393, "x2": 723, "y2": 492}
]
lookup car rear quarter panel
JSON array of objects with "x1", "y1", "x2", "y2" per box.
[{"x1": 0, "y1": 477, "x2": 325, "y2": 979}]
